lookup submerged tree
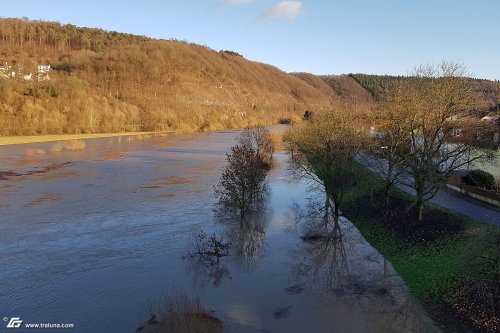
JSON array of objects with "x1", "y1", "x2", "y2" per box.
[
  {"x1": 237, "y1": 126, "x2": 275, "y2": 169},
  {"x1": 285, "y1": 107, "x2": 369, "y2": 234},
  {"x1": 214, "y1": 127, "x2": 275, "y2": 222}
]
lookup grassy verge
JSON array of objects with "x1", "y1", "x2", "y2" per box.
[{"x1": 342, "y1": 164, "x2": 499, "y2": 332}]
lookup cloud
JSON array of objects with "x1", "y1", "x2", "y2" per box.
[
  {"x1": 225, "y1": 0, "x2": 254, "y2": 5},
  {"x1": 260, "y1": 1, "x2": 304, "y2": 20}
]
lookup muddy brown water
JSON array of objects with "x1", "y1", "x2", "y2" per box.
[{"x1": 0, "y1": 128, "x2": 440, "y2": 332}]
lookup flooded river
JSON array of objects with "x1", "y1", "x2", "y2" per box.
[{"x1": 0, "y1": 129, "x2": 439, "y2": 332}]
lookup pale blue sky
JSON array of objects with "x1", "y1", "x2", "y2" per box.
[{"x1": 1, "y1": 0, "x2": 499, "y2": 79}]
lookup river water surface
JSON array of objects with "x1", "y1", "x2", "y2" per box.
[{"x1": 0, "y1": 129, "x2": 439, "y2": 332}]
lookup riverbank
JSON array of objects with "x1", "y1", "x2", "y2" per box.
[
  {"x1": 0, "y1": 131, "x2": 177, "y2": 146},
  {"x1": 342, "y1": 164, "x2": 499, "y2": 332}
]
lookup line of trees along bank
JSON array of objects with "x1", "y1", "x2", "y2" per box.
[
  {"x1": 348, "y1": 72, "x2": 500, "y2": 111},
  {"x1": 287, "y1": 62, "x2": 497, "y2": 223},
  {"x1": 285, "y1": 106, "x2": 369, "y2": 234}
]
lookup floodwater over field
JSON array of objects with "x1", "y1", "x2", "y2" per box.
[{"x1": 0, "y1": 128, "x2": 439, "y2": 332}]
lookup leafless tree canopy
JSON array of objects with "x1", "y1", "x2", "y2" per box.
[
  {"x1": 378, "y1": 61, "x2": 490, "y2": 221},
  {"x1": 285, "y1": 107, "x2": 370, "y2": 231},
  {"x1": 214, "y1": 127, "x2": 275, "y2": 221},
  {"x1": 237, "y1": 126, "x2": 275, "y2": 169}
]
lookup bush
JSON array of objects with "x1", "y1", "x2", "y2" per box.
[
  {"x1": 219, "y1": 50, "x2": 243, "y2": 58},
  {"x1": 463, "y1": 169, "x2": 495, "y2": 190},
  {"x1": 137, "y1": 294, "x2": 223, "y2": 333},
  {"x1": 290, "y1": 115, "x2": 302, "y2": 124},
  {"x1": 303, "y1": 110, "x2": 313, "y2": 121},
  {"x1": 189, "y1": 230, "x2": 231, "y2": 264}
]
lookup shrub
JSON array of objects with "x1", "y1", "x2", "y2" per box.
[
  {"x1": 219, "y1": 50, "x2": 243, "y2": 58},
  {"x1": 303, "y1": 110, "x2": 313, "y2": 121},
  {"x1": 278, "y1": 117, "x2": 291, "y2": 124},
  {"x1": 24, "y1": 87, "x2": 42, "y2": 100},
  {"x1": 189, "y1": 230, "x2": 231, "y2": 264},
  {"x1": 137, "y1": 294, "x2": 223, "y2": 333},
  {"x1": 290, "y1": 115, "x2": 302, "y2": 124},
  {"x1": 463, "y1": 169, "x2": 495, "y2": 190}
]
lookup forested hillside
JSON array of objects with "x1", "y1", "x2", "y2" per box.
[
  {"x1": 1, "y1": 18, "x2": 497, "y2": 136},
  {"x1": 348, "y1": 73, "x2": 500, "y2": 112},
  {"x1": 0, "y1": 18, "x2": 339, "y2": 135}
]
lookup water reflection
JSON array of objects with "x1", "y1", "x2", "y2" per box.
[
  {"x1": 296, "y1": 233, "x2": 348, "y2": 295},
  {"x1": 226, "y1": 215, "x2": 269, "y2": 270},
  {"x1": 291, "y1": 196, "x2": 350, "y2": 299},
  {"x1": 188, "y1": 257, "x2": 231, "y2": 290},
  {"x1": 290, "y1": 215, "x2": 439, "y2": 332},
  {"x1": 187, "y1": 213, "x2": 271, "y2": 291}
]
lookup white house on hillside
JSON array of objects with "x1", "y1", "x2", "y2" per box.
[
  {"x1": 37, "y1": 64, "x2": 51, "y2": 72},
  {"x1": 0, "y1": 62, "x2": 10, "y2": 71}
]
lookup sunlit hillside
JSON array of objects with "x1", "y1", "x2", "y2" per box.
[
  {"x1": 0, "y1": 18, "x2": 339, "y2": 135},
  {"x1": 1, "y1": 19, "x2": 497, "y2": 136},
  {"x1": 348, "y1": 73, "x2": 500, "y2": 112}
]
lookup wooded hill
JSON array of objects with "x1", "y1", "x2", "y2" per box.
[
  {"x1": 348, "y1": 73, "x2": 500, "y2": 112},
  {"x1": 0, "y1": 18, "x2": 341, "y2": 135},
  {"x1": 0, "y1": 18, "x2": 498, "y2": 135}
]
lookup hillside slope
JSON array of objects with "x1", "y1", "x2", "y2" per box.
[
  {"x1": 0, "y1": 18, "x2": 338, "y2": 135},
  {"x1": 348, "y1": 73, "x2": 500, "y2": 112}
]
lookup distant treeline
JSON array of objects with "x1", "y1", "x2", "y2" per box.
[
  {"x1": 348, "y1": 73, "x2": 500, "y2": 110},
  {"x1": 0, "y1": 18, "x2": 150, "y2": 53}
]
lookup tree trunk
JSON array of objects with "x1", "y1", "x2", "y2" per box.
[
  {"x1": 333, "y1": 201, "x2": 339, "y2": 219},
  {"x1": 384, "y1": 163, "x2": 394, "y2": 205},
  {"x1": 414, "y1": 177, "x2": 425, "y2": 222},
  {"x1": 323, "y1": 193, "x2": 330, "y2": 229},
  {"x1": 417, "y1": 202, "x2": 424, "y2": 222},
  {"x1": 384, "y1": 181, "x2": 392, "y2": 206}
]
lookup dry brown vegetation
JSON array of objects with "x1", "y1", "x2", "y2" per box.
[
  {"x1": 138, "y1": 294, "x2": 223, "y2": 333},
  {"x1": 285, "y1": 106, "x2": 370, "y2": 233},
  {"x1": 0, "y1": 18, "x2": 344, "y2": 136},
  {"x1": 321, "y1": 75, "x2": 375, "y2": 107}
]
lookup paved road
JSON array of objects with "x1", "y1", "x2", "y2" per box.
[
  {"x1": 358, "y1": 154, "x2": 500, "y2": 226},
  {"x1": 396, "y1": 182, "x2": 500, "y2": 226}
]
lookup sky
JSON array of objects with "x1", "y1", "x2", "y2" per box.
[{"x1": 1, "y1": 0, "x2": 499, "y2": 80}]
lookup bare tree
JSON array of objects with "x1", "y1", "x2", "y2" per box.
[
  {"x1": 237, "y1": 126, "x2": 275, "y2": 169},
  {"x1": 214, "y1": 128, "x2": 275, "y2": 222},
  {"x1": 214, "y1": 144, "x2": 267, "y2": 221},
  {"x1": 391, "y1": 62, "x2": 488, "y2": 221},
  {"x1": 285, "y1": 107, "x2": 369, "y2": 233},
  {"x1": 366, "y1": 80, "x2": 413, "y2": 204}
]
